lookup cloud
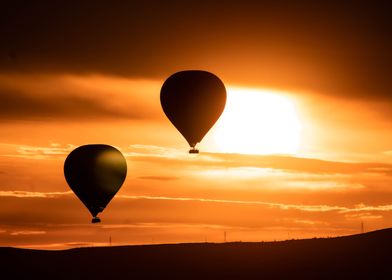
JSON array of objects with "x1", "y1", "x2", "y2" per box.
[
  {"x1": 2, "y1": 189, "x2": 391, "y2": 214},
  {"x1": 291, "y1": 219, "x2": 328, "y2": 226},
  {"x1": 137, "y1": 176, "x2": 179, "y2": 181},
  {"x1": 15, "y1": 144, "x2": 74, "y2": 159},
  {"x1": 0, "y1": 143, "x2": 74, "y2": 159},
  {"x1": 1, "y1": 2, "x2": 391, "y2": 102},
  {"x1": 0, "y1": 89, "x2": 131, "y2": 121},
  {"x1": 118, "y1": 194, "x2": 392, "y2": 214},
  {"x1": 125, "y1": 144, "x2": 392, "y2": 175},
  {"x1": 7, "y1": 143, "x2": 392, "y2": 177},
  {"x1": 0, "y1": 74, "x2": 161, "y2": 121},
  {"x1": 15, "y1": 242, "x2": 111, "y2": 250},
  {"x1": 0, "y1": 191, "x2": 392, "y2": 220},
  {"x1": 101, "y1": 222, "x2": 244, "y2": 230},
  {"x1": 0, "y1": 191, "x2": 71, "y2": 198},
  {"x1": 0, "y1": 191, "x2": 389, "y2": 248},
  {"x1": 125, "y1": 145, "x2": 191, "y2": 159},
  {"x1": 285, "y1": 181, "x2": 364, "y2": 191},
  {"x1": 344, "y1": 213, "x2": 383, "y2": 221},
  {"x1": 10, "y1": 230, "x2": 46, "y2": 236}
]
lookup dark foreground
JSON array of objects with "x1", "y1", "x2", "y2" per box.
[{"x1": 1, "y1": 229, "x2": 391, "y2": 280}]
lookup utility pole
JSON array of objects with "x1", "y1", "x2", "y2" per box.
[
  {"x1": 109, "y1": 235, "x2": 112, "y2": 246},
  {"x1": 361, "y1": 221, "x2": 364, "y2": 234}
]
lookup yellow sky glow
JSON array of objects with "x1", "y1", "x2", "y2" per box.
[{"x1": 210, "y1": 87, "x2": 302, "y2": 155}]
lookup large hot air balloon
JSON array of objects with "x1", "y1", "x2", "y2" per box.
[
  {"x1": 160, "y1": 70, "x2": 227, "y2": 153},
  {"x1": 64, "y1": 144, "x2": 127, "y2": 223}
]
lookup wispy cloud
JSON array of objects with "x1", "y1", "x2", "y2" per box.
[
  {"x1": 289, "y1": 219, "x2": 329, "y2": 226},
  {"x1": 3, "y1": 190, "x2": 391, "y2": 215},
  {"x1": 0, "y1": 191, "x2": 71, "y2": 198},
  {"x1": 118, "y1": 194, "x2": 392, "y2": 214},
  {"x1": 16, "y1": 144, "x2": 74, "y2": 159},
  {"x1": 344, "y1": 213, "x2": 383, "y2": 221},
  {"x1": 125, "y1": 144, "x2": 222, "y2": 162},
  {"x1": 101, "y1": 222, "x2": 246, "y2": 230},
  {"x1": 125, "y1": 144, "x2": 392, "y2": 175},
  {"x1": 285, "y1": 181, "x2": 364, "y2": 191},
  {"x1": 137, "y1": 176, "x2": 179, "y2": 181},
  {"x1": 10, "y1": 230, "x2": 46, "y2": 236},
  {"x1": 15, "y1": 242, "x2": 110, "y2": 250},
  {"x1": 6, "y1": 143, "x2": 392, "y2": 178},
  {"x1": 0, "y1": 143, "x2": 74, "y2": 159}
]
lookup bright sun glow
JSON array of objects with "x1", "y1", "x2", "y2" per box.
[{"x1": 211, "y1": 87, "x2": 302, "y2": 155}]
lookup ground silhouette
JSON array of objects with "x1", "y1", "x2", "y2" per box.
[{"x1": 1, "y1": 228, "x2": 391, "y2": 279}]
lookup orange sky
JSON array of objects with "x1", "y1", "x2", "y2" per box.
[{"x1": 1, "y1": 1, "x2": 391, "y2": 249}]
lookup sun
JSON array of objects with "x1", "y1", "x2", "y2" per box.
[{"x1": 210, "y1": 87, "x2": 302, "y2": 155}]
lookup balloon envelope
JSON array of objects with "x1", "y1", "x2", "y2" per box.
[
  {"x1": 64, "y1": 144, "x2": 127, "y2": 222},
  {"x1": 160, "y1": 70, "x2": 226, "y2": 152}
]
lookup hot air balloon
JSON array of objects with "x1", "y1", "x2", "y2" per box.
[
  {"x1": 64, "y1": 144, "x2": 127, "y2": 223},
  {"x1": 160, "y1": 70, "x2": 227, "y2": 153}
]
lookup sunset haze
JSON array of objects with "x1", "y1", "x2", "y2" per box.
[{"x1": 1, "y1": 1, "x2": 391, "y2": 249}]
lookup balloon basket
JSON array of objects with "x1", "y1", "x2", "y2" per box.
[
  {"x1": 189, "y1": 148, "x2": 199, "y2": 154},
  {"x1": 92, "y1": 217, "x2": 101, "y2": 223}
]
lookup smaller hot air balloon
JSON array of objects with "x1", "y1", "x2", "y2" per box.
[
  {"x1": 64, "y1": 144, "x2": 127, "y2": 223},
  {"x1": 160, "y1": 70, "x2": 227, "y2": 153}
]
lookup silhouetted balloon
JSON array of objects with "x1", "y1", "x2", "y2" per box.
[
  {"x1": 160, "y1": 70, "x2": 226, "y2": 153},
  {"x1": 64, "y1": 144, "x2": 127, "y2": 223}
]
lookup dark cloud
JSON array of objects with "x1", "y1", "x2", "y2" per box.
[
  {"x1": 0, "y1": 75, "x2": 159, "y2": 121},
  {"x1": 0, "y1": 88, "x2": 139, "y2": 121},
  {"x1": 0, "y1": 1, "x2": 391, "y2": 101}
]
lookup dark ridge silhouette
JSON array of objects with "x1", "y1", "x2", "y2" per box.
[
  {"x1": 1, "y1": 228, "x2": 391, "y2": 279},
  {"x1": 160, "y1": 70, "x2": 226, "y2": 153},
  {"x1": 64, "y1": 144, "x2": 127, "y2": 223}
]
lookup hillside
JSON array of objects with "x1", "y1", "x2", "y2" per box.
[{"x1": 1, "y1": 228, "x2": 391, "y2": 279}]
